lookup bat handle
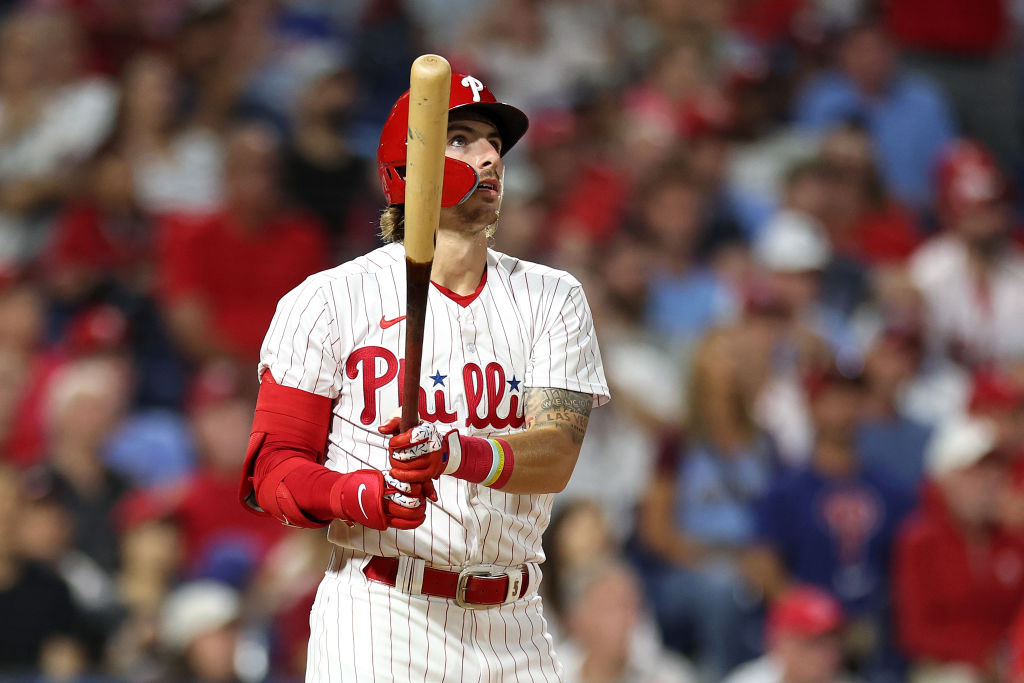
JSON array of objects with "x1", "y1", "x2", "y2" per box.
[{"x1": 401, "y1": 258, "x2": 432, "y2": 432}]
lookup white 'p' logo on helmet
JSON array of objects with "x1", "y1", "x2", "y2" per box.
[{"x1": 461, "y1": 76, "x2": 484, "y2": 102}]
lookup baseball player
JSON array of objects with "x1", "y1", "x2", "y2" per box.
[{"x1": 239, "y1": 72, "x2": 609, "y2": 681}]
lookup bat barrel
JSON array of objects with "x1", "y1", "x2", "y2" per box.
[
  {"x1": 403, "y1": 55, "x2": 451, "y2": 266},
  {"x1": 401, "y1": 55, "x2": 451, "y2": 430}
]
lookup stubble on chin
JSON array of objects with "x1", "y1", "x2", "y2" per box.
[{"x1": 446, "y1": 196, "x2": 500, "y2": 234}]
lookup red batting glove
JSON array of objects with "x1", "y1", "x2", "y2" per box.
[
  {"x1": 330, "y1": 469, "x2": 426, "y2": 531},
  {"x1": 378, "y1": 417, "x2": 448, "y2": 502}
]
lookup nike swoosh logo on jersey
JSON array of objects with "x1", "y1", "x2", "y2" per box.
[
  {"x1": 357, "y1": 483, "x2": 369, "y2": 520},
  {"x1": 380, "y1": 315, "x2": 407, "y2": 329}
]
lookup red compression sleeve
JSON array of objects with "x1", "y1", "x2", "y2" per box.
[
  {"x1": 252, "y1": 439, "x2": 342, "y2": 525},
  {"x1": 240, "y1": 373, "x2": 339, "y2": 527}
]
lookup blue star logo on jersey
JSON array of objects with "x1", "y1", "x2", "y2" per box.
[
  {"x1": 429, "y1": 371, "x2": 447, "y2": 387},
  {"x1": 507, "y1": 375, "x2": 521, "y2": 392}
]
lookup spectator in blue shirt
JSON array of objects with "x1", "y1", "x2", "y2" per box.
[
  {"x1": 857, "y1": 322, "x2": 932, "y2": 493},
  {"x1": 794, "y1": 23, "x2": 956, "y2": 209},
  {"x1": 745, "y1": 365, "x2": 914, "y2": 679}
]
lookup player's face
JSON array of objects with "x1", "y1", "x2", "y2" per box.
[{"x1": 441, "y1": 113, "x2": 504, "y2": 232}]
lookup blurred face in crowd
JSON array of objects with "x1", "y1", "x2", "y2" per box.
[
  {"x1": 821, "y1": 126, "x2": 875, "y2": 179},
  {"x1": 812, "y1": 382, "x2": 864, "y2": 444},
  {"x1": 775, "y1": 630, "x2": 843, "y2": 683},
  {"x1": 954, "y1": 200, "x2": 1011, "y2": 256},
  {"x1": 187, "y1": 624, "x2": 240, "y2": 682},
  {"x1": 91, "y1": 156, "x2": 136, "y2": 210},
  {"x1": 689, "y1": 135, "x2": 730, "y2": 188},
  {"x1": 225, "y1": 125, "x2": 283, "y2": 222},
  {"x1": 18, "y1": 499, "x2": 72, "y2": 564},
  {"x1": 492, "y1": 0, "x2": 544, "y2": 47},
  {"x1": 785, "y1": 170, "x2": 831, "y2": 221},
  {"x1": 600, "y1": 240, "x2": 651, "y2": 324},
  {"x1": 0, "y1": 282, "x2": 45, "y2": 353},
  {"x1": 553, "y1": 501, "x2": 615, "y2": 571},
  {"x1": 176, "y1": 7, "x2": 230, "y2": 75},
  {"x1": 121, "y1": 520, "x2": 183, "y2": 582},
  {"x1": 298, "y1": 70, "x2": 357, "y2": 130},
  {"x1": 0, "y1": 13, "x2": 44, "y2": 96},
  {"x1": 650, "y1": 41, "x2": 707, "y2": 100},
  {"x1": 193, "y1": 398, "x2": 254, "y2": 474},
  {"x1": 767, "y1": 270, "x2": 820, "y2": 315},
  {"x1": 439, "y1": 113, "x2": 504, "y2": 233},
  {"x1": 863, "y1": 335, "x2": 920, "y2": 398},
  {"x1": 38, "y1": 10, "x2": 85, "y2": 85},
  {"x1": 49, "y1": 358, "x2": 131, "y2": 451},
  {"x1": 840, "y1": 26, "x2": 896, "y2": 97},
  {"x1": 568, "y1": 566, "x2": 640, "y2": 663},
  {"x1": 122, "y1": 55, "x2": 178, "y2": 133},
  {"x1": 939, "y1": 456, "x2": 1009, "y2": 526},
  {"x1": 641, "y1": 176, "x2": 704, "y2": 256}
]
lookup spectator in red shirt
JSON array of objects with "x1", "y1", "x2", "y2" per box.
[
  {"x1": 817, "y1": 121, "x2": 922, "y2": 267},
  {"x1": 157, "y1": 123, "x2": 328, "y2": 365},
  {"x1": 893, "y1": 417, "x2": 1024, "y2": 678},
  {"x1": 170, "y1": 361, "x2": 285, "y2": 575}
]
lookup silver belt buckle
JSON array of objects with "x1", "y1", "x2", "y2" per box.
[{"x1": 455, "y1": 564, "x2": 506, "y2": 609}]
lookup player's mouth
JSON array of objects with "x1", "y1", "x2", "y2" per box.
[{"x1": 476, "y1": 178, "x2": 500, "y2": 195}]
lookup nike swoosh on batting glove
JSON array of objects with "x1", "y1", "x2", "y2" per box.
[{"x1": 330, "y1": 469, "x2": 426, "y2": 531}]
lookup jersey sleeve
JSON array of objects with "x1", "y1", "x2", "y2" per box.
[
  {"x1": 259, "y1": 277, "x2": 343, "y2": 398},
  {"x1": 524, "y1": 283, "x2": 610, "y2": 406}
]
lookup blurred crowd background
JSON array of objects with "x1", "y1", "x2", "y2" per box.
[{"x1": 3, "y1": 0, "x2": 1024, "y2": 681}]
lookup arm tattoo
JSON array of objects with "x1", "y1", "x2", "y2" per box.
[{"x1": 523, "y1": 387, "x2": 593, "y2": 446}]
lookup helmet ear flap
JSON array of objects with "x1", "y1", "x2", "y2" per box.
[
  {"x1": 379, "y1": 158, "x2": 478, "y2": 208},
  {"x1": 441, "y1": 157, "x2": 479, "y2": 207}
]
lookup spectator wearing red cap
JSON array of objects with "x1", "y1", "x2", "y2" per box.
[
  {"x1": 724, "y1": 585, "x2": 855, "y2": 683},
  {"x1": 893, "y1": 418, "x2": 1024, "y2": 679},
  {"x1": 909, "y1": 139, "x2": 1024, "y2": 366},
  {"x1": 157, "y1": 123, "x2": 328, "y2": 365},
  {"x1": 962, "y1": 370, "x2": 1024, "y2": 533}
]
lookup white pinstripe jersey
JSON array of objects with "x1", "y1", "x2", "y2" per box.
[{"x1": 259, "y1": 243, "x2": 609, "y2": 568}]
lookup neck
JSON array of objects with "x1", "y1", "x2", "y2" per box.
[
  {"x1": 52, "y1": 442, "x2": 105, "y2": 494},
  {"x1": 862, "y1": 390, "x2": 897, "y2": 420},
  {"x1": 814, "y1": 439, "x2": 857, "y2": 478},
  {"x1": 430, "y1": 226, "x2": 488, "y2": 295}
]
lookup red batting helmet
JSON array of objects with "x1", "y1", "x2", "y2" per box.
[{"x1": 377, "y1": 72, "x2": 529, "y2": 207}]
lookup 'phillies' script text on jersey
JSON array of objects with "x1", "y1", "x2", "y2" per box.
[
  {"x1": 258, "y1": 243, "x2": 609, "y2": 569},
  {"x1": 347, "y1": 346, "x2": 525, "y2": 429}
]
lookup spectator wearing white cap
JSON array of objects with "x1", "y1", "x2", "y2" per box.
[
  {"x1": 753, "y1": 209, "x2": 855, "y2": 465},
  {"x1": 724, "y1": 585, "x2": 858, "y2": 683},
  {"x1": 160, "y1": 580, "x2": 243, "y2": 682},
  {"x1": 893, "y1": 418, "x2": 1024, "y2": 681},
  {"x1": 755, "y1": 208, "x2": 860, "y2": 359}
]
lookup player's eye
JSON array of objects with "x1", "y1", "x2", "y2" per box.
[
  {"x1": 490, "y1": 138, "x2": 503, "y2": 155},
  {"x1": 448, "y1": 134, "x2": 467, "y2": 148}
]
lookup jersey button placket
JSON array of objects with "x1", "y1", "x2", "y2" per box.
[{"x1": 455, "y1": 307, "x2": 482, "y2": 562}]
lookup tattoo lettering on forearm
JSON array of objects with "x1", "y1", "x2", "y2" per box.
[{"x1": 524, "y1": 388, "x2": 593, "y2": 445}]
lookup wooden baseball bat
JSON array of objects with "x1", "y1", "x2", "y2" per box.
[{"x1": 401, "y1": 55, "x2": 451, "y2": 431}]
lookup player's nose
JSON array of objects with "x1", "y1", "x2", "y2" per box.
[{"x1": 474, "y1": 139, "x2": 501, "y2": 172}]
